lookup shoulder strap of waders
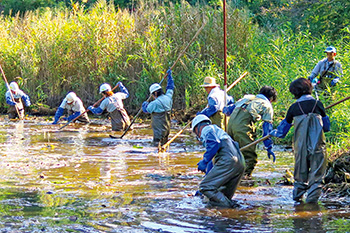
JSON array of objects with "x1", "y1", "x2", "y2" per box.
[
  {"x1": 320, "y1": 61, "x2": 335, "y2": 82},
  {"x1": 297, "y1": 99, "x2": 317, "y2": 115}
]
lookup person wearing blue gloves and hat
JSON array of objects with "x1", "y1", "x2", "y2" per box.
[
  {"x1": 192, "y1": 114, "x2": 245, "y2": 208},
  {"x1": 270, "y1": 78, "x2": 330, "y2": 203},
  {"x1": 197, "y1": 76, "x2": 234, "y2": 129},
  {"x1": 6, "y1": 81, "x2": 31, "y2": 119},
  {"x1": 52, "y1": 92, "x2": 90, "y2": 124},
  {"x1": 142, "y1": 69, "x2": 174, "y2": 146},
  {"x1": 88, "y1": 82, "x2": 131, "y2": 131},
  {"x1": 308, "y1": 46, "x2": 343, "y2": 90}
]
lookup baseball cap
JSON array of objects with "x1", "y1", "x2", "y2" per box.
[{"x1": 324, "y1": 46, "x2": 336, "y2": 53}]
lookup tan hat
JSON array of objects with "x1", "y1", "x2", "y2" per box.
[{"x1": 200, "y1": 77, "x2": 219, "y2": 87}]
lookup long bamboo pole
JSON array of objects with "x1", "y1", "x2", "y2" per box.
[
  {"x1": 0, "y1": 64, "x2": 23, "y2": 120},
  {"x1": 223, "y1": 0, "x2": 228, "y2": 131},
  {"x1": 119, "y1": 21, "x2": 207, "y2": 139}
]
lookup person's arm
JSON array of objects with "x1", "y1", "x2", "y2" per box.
[
  {"x1": 270, "y1": 119, "x2": 292, "y2": 138},
  {"x1": 88, "y1": 106, "x2": 103, "y2": 115},
  {"x1": 317, "y1": 101, "x2": 330, "y2": 132},
  {"x1": 142, "y1": 101, "x2": 150, "y2": 113},
  {"x1": 5, "y1": 92, "x2": 16, "y2": 106},
  {"x1": 21, "y1": 92, "x2": 31, "y2": 106},
  {"x1": 197, "y1": 128, "x2": 220, "y2": 172},
  {"x1": 118, "y1": 81, "x2": 129, "y2": 98},
  {"x1": 223, "y1": 104, "x2": 235, "y2": 116},
  {"x1": 331, "y1": 62, "x2": 343, "y2": 86},
  {"x1": 270, "y1": 106, "x2": 293, "y2": 138},
  {"x1": 53, "y1": 107, "x2": 64, "y2": 124},
  {"x1": 308, "y1": 60, "x2": 322, "y2": 81},
  {"x1": 166, "y1": 69, "x2": 174, "y2": 91},
  {"x1": 198, "y1": 97, "x2": 218, "y2": 118}
]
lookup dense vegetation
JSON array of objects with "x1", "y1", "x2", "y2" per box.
[{"x1": 0, "y1": 0, "x2": 349, "y2": 153}]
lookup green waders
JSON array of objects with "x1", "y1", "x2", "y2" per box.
[
  {"x1": 67, "y1": 110, "x2": 90, "y2": 124},
  {"x1": 109, "y1": 108, "x2": 131, "y2": 131},
  {"x1": 227, "y1": 108, "x2": 256, "y2": 176},
  {"x1": 293, "y1": 113, "x2": 326, "y2": 203},
  {"x1": 151, "y1": 111, "x2": 171, "y2": 146},
  {"x1": 199, "y1": 139, "x2": 245, "y2": 207},
  {"x1": 8, "y1": 98, "x2": 24, "y2": 119},
  {"x1": 210, "y1": 111, "x2": 227, "y2": 129}
]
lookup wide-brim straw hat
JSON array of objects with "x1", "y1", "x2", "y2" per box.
[{"x1": 200, "y1": 76, "x2": 219, "y2": 87}]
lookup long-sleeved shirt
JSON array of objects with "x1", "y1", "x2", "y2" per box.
[
  {"x1": 90, "y1": 82, "x2": 129, "y2": 115},
  {"x1": 308, "y1": 58, "x2": 342, "y2": 81},
  {"x1": 199, "y1": 124, "x2": 232, "y2": 164},
  {"x1": 144, "y1": 75, "x2": 174, "y2": 113},
  {"x1": 59, "y1": 97, "x2": 86, "y2": 113},
  {"x1": 6, "y1": 90, "x2": 31, "y2": 106},
  {"x1": 199, "y1": 87, "x2": 234, "y2": 117}
]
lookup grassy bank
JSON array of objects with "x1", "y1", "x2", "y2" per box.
[{"x1": 0, "y1": 0, "x2": 349, "y2": 152}]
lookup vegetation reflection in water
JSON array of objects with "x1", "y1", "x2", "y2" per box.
[{"x1": 0, "y1": 116, "x2": 349, "y2": 232}]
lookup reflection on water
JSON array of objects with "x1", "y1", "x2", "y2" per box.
[{"x1": 0, "y1": 116, "x2": 349, "y2": 232}]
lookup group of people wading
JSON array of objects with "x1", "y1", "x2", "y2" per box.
[{"x1": 5, "y1": 46, "x2": 342, "y2": 208}]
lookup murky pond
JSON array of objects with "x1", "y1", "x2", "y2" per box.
[{"x1": 0, "y1": 116, "x2": 349, "y2": 232}]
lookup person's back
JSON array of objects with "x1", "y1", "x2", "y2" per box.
[
  {"x1": 270, "y1": 78, "x2": 330, "y2": 203},
  {"x1": 227, "y1": 86, "x2": 277, "y2": 177}
]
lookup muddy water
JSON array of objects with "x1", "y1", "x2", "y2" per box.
[{"x1": 0, "y1": 116, "x2": 349, "y2": 232}]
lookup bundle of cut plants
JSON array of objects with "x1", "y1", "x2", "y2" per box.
[{"x1": 323, "y1": 151, "x2": 350, "y2": 198}]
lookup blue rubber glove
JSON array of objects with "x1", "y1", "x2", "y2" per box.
[
  {"x1": 167, "y1": 68, "x2": 172, "y2": 77},
  {"x1": 322, "y1": 115, "x2": 331, "y2": 132},
  {"x1": 88, "y1": 106, "x2": 103, "y2": 115},
  {"x1": 53, "y1": 107, "x2": 64, "y2": 124},
  {"x1": 142, "y1": 101, "x2": 149, "y2": 113},
  {"x1": 6, "y1": 97, "x2": 16, "y2": 106},
  {"x1": 197, "y1": 160, "x2": 207, "y2": 173},
  {"x1": 118, "y1": 82, "x2": 129, "y2": 98},
  {"x1": 67, "y1": 111, "x2": 81, "y2": 122},
  {"x1": 166, "y1": 68, "x2": 175, "y2": 90},
  {"x1": 223, "y1": 104, "x2": 235, "y2": 116},
  {"x1": 331, "y1": 78, "x2": 339, "y2": 87},
  {"x1": 267, "y1": 148, "x2": 276, "y2": 163},
  {"x1": 311, "y1": 78, "x2": 318, "y2": 87},
  {"x1": 269, "y1": 119, "x2": 292, "y2": 139}
]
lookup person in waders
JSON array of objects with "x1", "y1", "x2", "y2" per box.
[
  {"x1": 88, "y1": 82, "x2": 131, "y2": 131},
  {"x1": 225, "y1": 86, "x2": 277, "y2": 179},
  {"x1": 192, "y1": 114, "x2": 245, "y2": 208},
  {"x1": 5, "y1": 81, "x2": 31, "y2": 119},
  {"x1": 197, "y1": 77, "x2": 234, "y2": 129},
  {"x1": 270, "y1": 78, "x2": 330, "y2": 203},
  {"x1": 142, "y1": 69, "x2": 174, "y2": 146},
  {"x1": 52, "y1": 92, "x2": 90, "y2": 124},
  {"x1": 308, "y1": 46, "x2": 343, "y2": 90}
]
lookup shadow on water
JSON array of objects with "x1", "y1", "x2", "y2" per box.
[{"x1": 0, "y1": 116, "x2": 349, "y2": 232}]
